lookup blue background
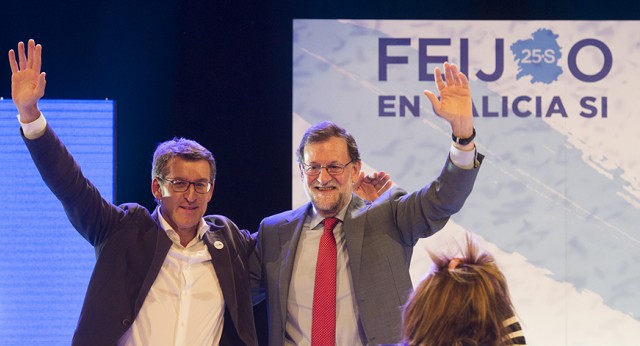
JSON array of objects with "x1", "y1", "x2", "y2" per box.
[{"x1": 0, "y1": 100, "x2": 114, "y2": 344}]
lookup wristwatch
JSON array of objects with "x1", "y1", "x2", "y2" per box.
[{"x1": 452, "y1": 128, "x2": 476, "y2": 145}]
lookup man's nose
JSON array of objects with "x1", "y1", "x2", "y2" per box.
[
  {"x1": 184, "y1": 183, "x2": 198, "y2": 201},
  {"x1": 317, "y1": 167, "x2": 333, "y2": 184}
]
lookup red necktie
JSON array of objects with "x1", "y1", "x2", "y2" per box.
[{"x1": 311, "y1": 217, "x2": 339, "y2": 346}]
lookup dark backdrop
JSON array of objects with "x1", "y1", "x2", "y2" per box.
[{"x1": 2, "y1": 0, "x2": 638, "y2": 344}]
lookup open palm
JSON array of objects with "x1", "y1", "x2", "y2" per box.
[
  {"x1": 8, "y1": 40, "x2": 46, "y2": 120},
  {"x1": 423, "y1": 62, "x2": 473, "y2": 137}
]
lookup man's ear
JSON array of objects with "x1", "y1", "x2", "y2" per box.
[
  {"x1": 151, "y1": 178, "x2": 163, "y2": 200},
  {"x1": 205, "y1": 182, "x2": 215, "y2": 203},
  {"x1": 298, "y1": 163, "x2": 305, "y2": 179},
  {"x1": 351, "y1": 160, "x2": 362, "y2": 179}
]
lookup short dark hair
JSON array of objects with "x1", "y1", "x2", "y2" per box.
[
  {"x1": 296, "y1": 121, "x2": 361, "y2": 164},
  {"x1": 151, "y1": 137, "x2": 216, "y2": 182}
]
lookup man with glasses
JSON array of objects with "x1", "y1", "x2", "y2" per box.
[
  {"x1": 9, "y1": 39, "x2": 257, "y2": 345},
  {"x1": 250, "y1": 62, "x2": 483, "y2": 345}
]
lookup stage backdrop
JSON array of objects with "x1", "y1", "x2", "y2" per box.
[
  {"x1": 292, "y1": 20, "x2": 640, "y2": 345},
  {"x1": 0, "y1": 99, "x2": 114, "y2": 344}
]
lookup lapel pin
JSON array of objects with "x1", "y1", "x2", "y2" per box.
[{"x1": 213, "y1": 240, "x2": 224, "y2": 250}]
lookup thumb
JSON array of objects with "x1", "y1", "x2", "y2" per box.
[
  {"x1": 37, "y1": 72, "x2": 46, "y2": 96},
  {"x1": 423, "y1": 89, "x2": 440, "y2": 107},
  {"x1": 39, "y1": 72, "x2": 47, "y2": 86},
  {"x1": 423, "y1": 89, "x2": 441, "y2": 115}
]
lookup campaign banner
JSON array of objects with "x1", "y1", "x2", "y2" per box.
[{"x1": 292, "y1": 20, "x2": 640, "y2": 345}]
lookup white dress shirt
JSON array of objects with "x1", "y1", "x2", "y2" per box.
[
  {"x1": 18, "y1": 114, "x2": 226, "y2": 345},
  {"x1": 117, "y1": 208, "x2": 224, "y2": 346}
]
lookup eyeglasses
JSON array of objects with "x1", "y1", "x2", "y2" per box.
[
  {"x1": 158, "y1": 178, "x2": 212, "y2": 194},
  {"x1": 301, "y1": 160, "x2": 354, "y2": 176}
]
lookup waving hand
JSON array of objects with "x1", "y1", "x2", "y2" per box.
[
  {"x1": 422, "y1": 62, "x2": 474, "y2": 147},
  {"x1": 8, "y1": 39, "x2": 46, "y2": 123}
]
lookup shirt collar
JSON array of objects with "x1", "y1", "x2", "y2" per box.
[{"x1": 308, "y1": 195, "x2": 351, "y2": 229}]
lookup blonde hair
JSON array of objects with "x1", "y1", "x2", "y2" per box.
[{"x1": 402, "y1": 235, "x2": 518, "y2": 346}]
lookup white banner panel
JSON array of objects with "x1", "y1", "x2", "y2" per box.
[{"x1": 292, "y1": 20, "x2": 640, "y2": 345}]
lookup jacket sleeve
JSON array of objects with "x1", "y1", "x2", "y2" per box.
[
  {"x1": 22, "y1": 125, "x2": 125, "y2": 246},
  {"x1": 386, "y1": 154, "x2": 483, "y2": 246}
]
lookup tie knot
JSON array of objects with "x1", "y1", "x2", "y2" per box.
[{"x1": 323, "y1": 217, "x2": 339, "y2": 232}]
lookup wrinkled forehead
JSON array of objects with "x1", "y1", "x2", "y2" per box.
[
  {"x1": 165, "y1": 157, "x2": 212, "y2": 179},
  {"x1": 303, "y1": 137, "x2": 350, "y2": 163}
]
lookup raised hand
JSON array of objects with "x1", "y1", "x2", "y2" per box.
[
  {"x1": 8, "y1": 39, "x2": 46, "y2": 122},
  {"x1": 353, "y1": 171, "x2": 393, "y2": 202},
  {"x1": 422, "y1": 62, "x2": 474, "y2": 142}
]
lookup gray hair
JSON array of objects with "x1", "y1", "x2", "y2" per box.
[{"x1": 151, "y1": 137, "x2": 216, "y2": 182}]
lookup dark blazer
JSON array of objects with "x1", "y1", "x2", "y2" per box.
[
  {"x1": 23, "y1": 125, "x2": 258, "y2": 346},
  {"x1": 251, "y1": 155, "x2": 482, "y2": 345}
]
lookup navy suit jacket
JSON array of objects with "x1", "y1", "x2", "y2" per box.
[
  {"x1": 251, "y1": 155, "x2": 482, "y2": 345},
  {"x1": 23, "y1": 125, "x2": 258, "y2": 346}
]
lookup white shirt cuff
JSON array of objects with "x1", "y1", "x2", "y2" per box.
[
  {"x1": 18, "y1": 113, "x2": 47, "y2": 140},
  {"x1": 449, "y1": 143, "x2": 476, "y2": 169}
]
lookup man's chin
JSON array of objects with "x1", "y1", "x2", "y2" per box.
[{"x1": 311, "y1": 199, "x2": 340, "y2": 216}]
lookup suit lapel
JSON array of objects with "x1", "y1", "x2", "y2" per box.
[
  {"x1": 202, "y1": 226, "x2": 236, "y2": 318},
  {"x1": 135, "y1": 210, "x2": 173, "y2": 313},
  {"x1": 277, "y1": 203, "x2": 311, "y2": 324},
  {"x1": 343, "y1": 194, "x2": 368, "y2": 287}
]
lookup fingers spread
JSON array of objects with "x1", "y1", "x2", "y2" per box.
[
  {"x1": 457, "y1": 71, "x2": 469, "y2": 87},
  {"x1": 434, "y1": 66, "x2": 445, "y2": 90},
  {"x1": 443, "y1": 61, "x2": 454, "y2": 86},
  {"x1": 27, "y1": 40, "x2": 35, "y2": 69},
  {"x1": 449, "y1": 63, "x2": 460, "y2": 85},
  {"x1": 8, "y1": 50, "x2": 18, "y2": 74},
  {"x1": 18, "y1": 41, "x2": 26, "y2": 71},
  {"x1": 12, "y1": 40, "x2": 42, "y2": 73},
  {"x1": 34, "y1": 44, "x2": 43, "y2": 73}
]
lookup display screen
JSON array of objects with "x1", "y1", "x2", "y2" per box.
[{"x1": 0, "y1": 99, "x2": 114, "y2": 344}]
